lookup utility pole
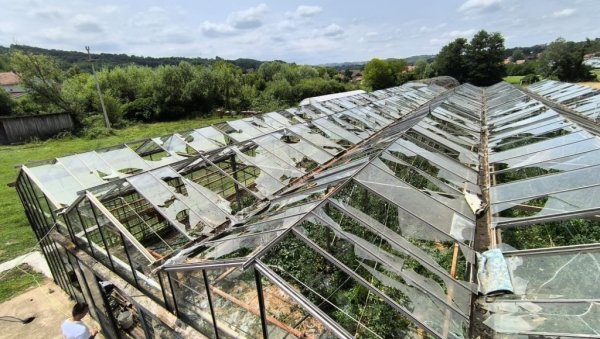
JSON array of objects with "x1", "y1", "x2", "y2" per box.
[{"x1": 85, "y1": 46, "x2": 110, "y2": 129}]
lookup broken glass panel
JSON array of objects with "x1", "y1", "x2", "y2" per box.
[
  {"x1": 503, "y1": 249, "x2": 600, "y2": 299},
  {"x1": 96, "y1": 145, "x2": 151, "y2": 176},
  {"x1": 205, "y1": 266, "x2": 264, "y2": 338},
  {"x1": 153, "y1": 134, "x2": 198, "y2": 157},
  {"x1": 58, "y1": 153, "x2": 113, "y2": 188},
  {"x1": 483, "y1": 301, "x2": 600, "y2": 336},
  {"x1": 312, "y1": 118, "x2": 362, "y2": 144},
  {"x1": 232, "y1": 146, "x2": 301, "y2": 195},
  {"x1": 297, "y1": 215, "x2": 468, "y2": 338},
  {"x1": 167, "y1": 271, "x2": 216, "y2": 337},
  {"x1": 491, "y1": 164, "x2": 600, "y2": 217},
  {"x1": 127, "y1": 167, "x2": 231, "y2": 237},
  {"x1": 261, "y1": 232, "x2": 424, "y2": 338},
  {"x1": 288, "y1": 124, "x2": 346, "y2": 154},
  {"x1": 194, "y1": 229, "x2": 288, "y2": 261},
  {"x1": 354, "y1": 164, "x2": 475, "y2": 242}
]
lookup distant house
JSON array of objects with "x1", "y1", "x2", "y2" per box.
[
  {"x1": 584, "y1": 53, "x2": 600, "y2": 60},
  {"x1": 0, "y1": 71, "x2": 26, "y2": 98},
  {"x1": 515, "y1": 59, "x2": 526, "y2": 65},
  {"x1": 351, "y1": 70, "x2": 363, "y2": 83},
  {"x1": 583, "y1": 58, "x2": 600, "y2": 69},
  {"x1": 503, "y1": 58, "x2": 511, "y2": 65}
]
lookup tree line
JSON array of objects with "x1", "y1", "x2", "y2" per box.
[
  {"x1": 0, "y1": 44, "x2": 263, "y2": 71},
  {"x1": 431, "y1": 32, "x2": 597, "y2": 85},
  {"x1": 0, "y1": 51, "x2": 353, "y2": 125},
  {"x1": 1, "y1": 31, "x2": 599, "y2": 125}
]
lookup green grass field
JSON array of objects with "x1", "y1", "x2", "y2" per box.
[
  {"x1": 0, "y1": 116, "x2": 234, "y2": 264},
  {"x1": 503, "y1": 75, "x2": 525, "y2": 85},
  {"x1": 0, "y1": 264, "x2": 47, "y2": 303}
]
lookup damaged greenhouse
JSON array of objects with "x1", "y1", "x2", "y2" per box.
[{"x1": 14, "y1": 77, "x2": 600, "y2": 338}]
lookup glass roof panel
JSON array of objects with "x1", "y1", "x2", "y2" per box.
[
  {"x1": 26, "y1": 162, "x2": 84, "y2": 207},
  {"x1": 127, "y1": 166, "x2": 231, "y2": 236},
  {"x1": 97, "y1": 145, "x2": 151, "y2": 175},
  {"x1": 491, "y1": 164, "x2": 600, "y2": 217},
  {"x1": 501, "y1": 249, "x2": 600, "y2": 300},
  {"x1": 354, "y1": 163, "x2": 475, "y2": 242},
  {"x1": 58, "y1": 154, "x2": 110, "y2": 188}
]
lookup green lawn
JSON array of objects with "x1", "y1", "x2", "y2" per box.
[
  {"x1": 0, "y1": 116, "x2": 234, "y2": 263},
  {"x1": 593, "y1": 69, "x2": 600, "y2": 81},
  {"x1": 503, "y1": 75, "x2": 525, "y2": 85},
  {"x1": 0, "y1": 264, "x2": 46, "y2": 303}
]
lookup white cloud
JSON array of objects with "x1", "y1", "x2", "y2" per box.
[
  {"x1": 30, "y1": 8, "x2": 65, "y2": 20},
  {"x1": 200, "y1": 21, "x2": 237, "y2": 37},
  {"x1": 73, "y1": 14, "x2": 103, "y2": 33},
  {"x1": 552, "y1": 8, "x2": 576, "y2": 18},
  {"x1": 131, "y1": 7, "x2": 168, "y2": 28},
  {"x1": 276, "y1": 20, "x2": 296, "y2": 31},
  {"x1": 359, "y1": 31, "x2": 394, "y2": 43},
  {"x1": 429, "y1": 29, "x2": 476, "y2": 46},
  {"x1": 99, "y1": 5, "x2": 119, "y2": 14},
  {"x1": 447, "y1": 29, "x2": 476, "y2": 38},
  {"x1": 458, "y1": 0, "x2": 501, "y2": 14},
  {"x1": 295, "y1": 5, "x2": 322, "y2": 17},
  {"x1": 418, "y1": 23, "x2": 447, "y2": 33},
  {"x1": 227, "y1": 3, "x2": 268, "y2": 29},
  {"x1": 321, "y1": 24, "x2": 344, "y2": 37},
  {"x1": 429, "y1": 38, "x2": 446, "y2": 45},
  {"x1": 200, "y1": 4, "x2": 268, "y2": 38}
]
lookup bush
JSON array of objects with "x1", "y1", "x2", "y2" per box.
[
  {"x1": 0, "y1": 89, "x2": 13, "y2": 115},
  {"x1": 121, "y1": 97, "x2": 157, "y2": 121},
  {"x1": 83, "y1": 126, "x2": 115, "y2": 139},
  {"x1": 522, "y1": 74, "x2": 540, "y2": 84}
]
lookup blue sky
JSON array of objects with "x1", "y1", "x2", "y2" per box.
[{"x1": 1, "y1": 0, "x2": 599, "y2": 64}]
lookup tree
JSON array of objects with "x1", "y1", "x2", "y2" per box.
[
  {"x1": 387, "y1": 59, "x2": 409, "y2": 84},
  {"x1": 0, "y1": 54, "x2": 10, "y2": 72},
  {"x1": 10, "y1": 51, "x2": 75, "y2": 114},
  {"x1": 506, "y1": 60, "x2": 537, "y2": 76},
  {"x1": 537, "y1": 38, "x2": 593, "y2": 82},
  {"x1": 212, "y1": 61, "x2": 242, "y2": 111},
  {"x1": 363, "y1": 58, "x2": 395, "y2": 90},
  {"x1": 435, "y1": 38, "x2": 468, "y2": 83},
  {"x1": 152, "y1": 62, "x2": 197, "y2": 120},
  {"x1": 435, "y1": 31, "x2": 506, "y2": 85},
  {"x1": 511, "y1": 49, "x2": 525, "y2": 62},
  {"x1": 0, "y1": 90, "x2": 13, "y2": 115},
  {"x1": 414, "y1": 59, "x2": 435, "y2": 79},
  {"x1": 466, "y1": 30, "x2": 506, "y2": 86}
]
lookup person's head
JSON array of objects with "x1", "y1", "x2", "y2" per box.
[{"x1": 72, "y1": 302, "x2": 89, "y2": 320}]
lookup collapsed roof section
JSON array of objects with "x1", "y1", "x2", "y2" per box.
[
  {"x1": 19, "y1": 81, "x2": 486, "y2": 338},
  {"x1": 18, "y1": 77, "x2": 600, "y2": 338}
]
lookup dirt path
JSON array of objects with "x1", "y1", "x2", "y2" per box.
[
  {"x1": 577, "y1": 82, "x2": 600, "y2": 89},
  {"x1": 0, "y1": 280, "x2": 102, "y2": 339}
]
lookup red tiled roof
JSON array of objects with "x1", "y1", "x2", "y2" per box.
[{"x1": 0, "y1": 72, "x2": 21, "y2": 86}]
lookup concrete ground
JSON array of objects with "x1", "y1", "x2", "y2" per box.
[
  {"x1": 0, "y1": 251, "x2": 51, "y2": 277},
  {"x1": 0, "y1": 280, "x2": 103, "y2": 339}
]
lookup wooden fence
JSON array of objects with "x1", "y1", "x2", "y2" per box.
[{"x1": 0, "y1": 113, "x2": 74, "y2": 144}]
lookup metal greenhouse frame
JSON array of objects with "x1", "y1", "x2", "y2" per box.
[{"x1": 15, "y1": 79, "x2": 600, "y2": 338}]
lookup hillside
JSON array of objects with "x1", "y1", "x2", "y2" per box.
[{"x1": 0, "y1": 44, "x2": 264, "y2": 71}]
